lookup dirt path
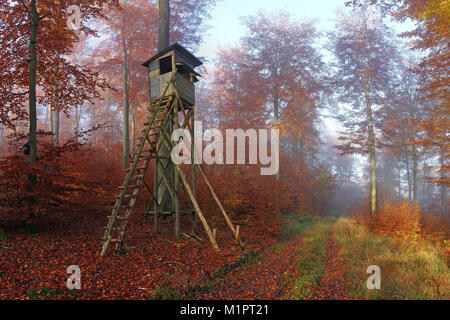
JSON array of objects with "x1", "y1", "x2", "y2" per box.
[
  {"x1": 199, "y1": 234, "x2": 303, "y2": 300},
  {"x1": 314, "y1": 228, "x2": 350, "y2": 300}
]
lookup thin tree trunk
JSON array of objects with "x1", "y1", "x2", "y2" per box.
[
  {"x1": 51, "y1": 55, "x2": 60, "y2": 146},
  {"x1": 26, "y1": 0, "x2": 39, "y2": 218},
  {"x1": 74, "y1": 105, "x2": 82, "y2": 138},
  {"x1": 299, "y1": 136, "x2": 305, "y2": 177},
  {"x1": 105, "y1": 86, "x2": 110, "y2": 155},
  {"x1": 130, "y1": 105, "x2": 136, "y2": 153},
  {"x1": 156, "y1": 0, "x2": 172, "y2": 214},
  {"x1": 406, "y1": 155, "x2": 412, "y2": 202},
  {"x1": 365, "y1": 82, "x2": 377, "y2": 214},
  {"x1": 49, "y1": 105, "x2": 53, "y2": 133},
  {"x1": 0, "y1": 124, "x2": 4, "y2": 153},
  {"x1": 412, "y1": 148, "x2": 418, "y2": 203},
  {"x1": 46, "y1": 105, "x2": 50, "y2": 132},
  {"x1": 52, "y1": 108, "x2": 59, "y2": 146},
  {"x1": 272, "y1": 71, "x2": 280, "y2": 180},
  {"x1": 158, "y1": 0, "x2": 170, "y2": 51},
  {"x1": 122, "y1": 11, "x2": 130, "y2": 169},
  {"x1": 440, "y1": 146, "x2": 446, "y2": 215},
  {"x1": 93, "y1": 102, "x2": 97, "y2": 145}
]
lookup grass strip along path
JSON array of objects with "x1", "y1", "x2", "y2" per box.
[
  {"x1": 183, "y1": 215, "x2": 447, "y2": 300},
  {"x1": 190, "y1": 215, "x2": 347, "y2": 300}
]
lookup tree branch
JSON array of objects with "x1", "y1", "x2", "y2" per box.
[
  {"x1": 38, "y1": 12, "x2": 52, "y2": 21},
  {"x1": 7, "y1": 90, "x2": 29, "y2": 96},
  {"x1": 18, "y1": 0, "x2": 31, "y2": 19}
]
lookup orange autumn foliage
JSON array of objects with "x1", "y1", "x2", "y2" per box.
[
  {"x1": 420, "y1": 212, "x2": 450, "y2": 243},
  {"x1": 373, "y1": 202, "x2": 421, "y2": 241},
  {"x1": 353, "y1": 200, "x2": 449, "y2": 243},
  {"x1": 0, "y1": 134, "x2": 123, "y2": 220}
]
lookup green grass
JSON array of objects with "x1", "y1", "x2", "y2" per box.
[
  {"x1": 0, "y1": 228, "x2": 6, "y2": 240},
  {"x1": 334, "y1": 218, "x2": 449, "y2": 300},
  {"x1": 280, "y1": 215, "x2": 334, "y2": 299},
  {"x1": 282, "y1": 214, "x2": 317, "y2": 240},
  {"x1": 26, "y1": 287, "x2": 78, "y2": 300}
]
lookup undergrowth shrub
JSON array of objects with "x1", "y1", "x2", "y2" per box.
[
  {"x1": 335, "y1": 218, "x2": 449, "y2": 300},
  {"x1": 0, "y1": 134, "x2": 122, "y2": 223},
  {"x1": 353, "y1": 200, "x2": 448, "y2": 245}
]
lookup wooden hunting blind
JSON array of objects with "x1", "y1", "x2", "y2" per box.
[
  {"x1": 143, "y1": 43, "x2": 202, "y2": 107},
  {"x1": 100, "y1": 43, "x2": 242, "y2": 257}
]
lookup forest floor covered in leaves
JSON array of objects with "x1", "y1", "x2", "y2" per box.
[{"x1": 0, "y1": 210, "x2": 353, "y2": 300}]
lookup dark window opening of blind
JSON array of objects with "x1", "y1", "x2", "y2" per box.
[{"x1": 159, "y1": 56, "x2": 172, "y2": 75}]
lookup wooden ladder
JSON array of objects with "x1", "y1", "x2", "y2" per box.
[{"x1": 100, "y1": 95, "x2": 174, "y2": 257}]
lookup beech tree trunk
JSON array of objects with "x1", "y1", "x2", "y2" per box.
[
  {"x1": 440, "y1": 147, "x2": 446, "y2": 215},
  {"x1": 272, "y1": 68, "x2": 280, "y2": 180},
  {"x1": 365, "y1": 82, "x2": 377, "y2": 214},
  {"x1": 52, "y1": 108, "x2": 59, "y2": 146},
  {"x1": 93, "y1": 102, "x2": 97, "y2": 145},
  {"x1": 131, "y1": 105, "x2": 136, "y2": 153},
  {"x1": 412, "y1": 148, "x2": 418, "y2": 203},
  {"x1": 105, "y1": 86, "x2": 110, "y2": 154},
  {"x1": 74, "y1": 105, "x2": 82, "y2": 138},
  {"x1": 122, "y1": 11, "x2": 130, "y2": 169},
  {"x1": 155, "y1": 0, "x2": 172, "y2": 233},
  {"x1": 406, "y1": 155, "x2": 412, "y2": 202},
  {"x1": 26, "y1": 0, "x2": 39, "y2": 217},
  {"x1": 49, "y1": 106, "x2": 53, "y2": 133},
  {"x1": 158, "y1": 0, "x2": 170, "y2": 51},
  {"x1": 51, "y1": 55, "x2": 60, "y2": 147}
]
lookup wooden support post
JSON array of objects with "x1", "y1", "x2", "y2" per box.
[
  {"x1": 158, "y1": 124, "x2": 219, "y2": 249},
  {"x1": 153, "y1": 158, "x2": 159, "y2": 233},
  {"x1": 191, "y1": 108, "x2": 198, "y2": 233},
  {"x1": 174, "y1": 100, "x2": 181, "y2": 239},
  {"x1": 178, "y1": 166, "x2": 218, "y2": 249},
  {"x1": 197, "y1": 164, "x2": 244, "y2": 247},
  {"x1": 156, "y1": 160, "x2": 177, "y2": 203},
  {"x1": 235, "y1": 225, "x2": 240, "y2": 243}
]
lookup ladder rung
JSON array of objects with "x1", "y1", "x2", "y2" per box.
[
  {"x1": 142, "y1": 125, "x2": 162, "y2": 131},
  {"x1": 150, "y1": 101, "x2": 171, "y2": 108},
  {"x1": 119, "y1": 184, "x2": 140, "y2": 190},
  {"x1": 104, "y1": 226, "x2": 125, "y2": 230},
  {"x1": 100, "y1": 238, "x2": 123, "y2": 243},
  {"x1": 150, "y1": 155, "x2": 171, "y2": 159},
  {"x1": 144, "y1": 119, "x2": 164, "y2": 126},
  {"x1": 107, "y1": 216, "x2": 128, "y2": 220},
  {"x1": 148, "y1": 114, "x2": 166, "y2": 119},
  {"x1": 149, "y1": 108, "x2": 167, "y2": 113},
  {"x1": 141, "y1": 128, "x2": 158, "y2": 133},
  {"x1": 115, "y1": 194, "x2": 132, "y2": 199},
  {"x1": 150, "y1": 97, "x2": 170, "y2": 104},
  {"x1": 120, "y1": 203, "x2": 133, "y2": 208},
  {"x1": 111, "y1": 203, "x2": 132, "y2": 210},
  {"x1": 126, "y1": 166, "x2": 146, "y2": 172}
]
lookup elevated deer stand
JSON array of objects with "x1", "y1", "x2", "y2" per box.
[{"x1": 101, "y1": 43, "x2": 242, "y2": 257}]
